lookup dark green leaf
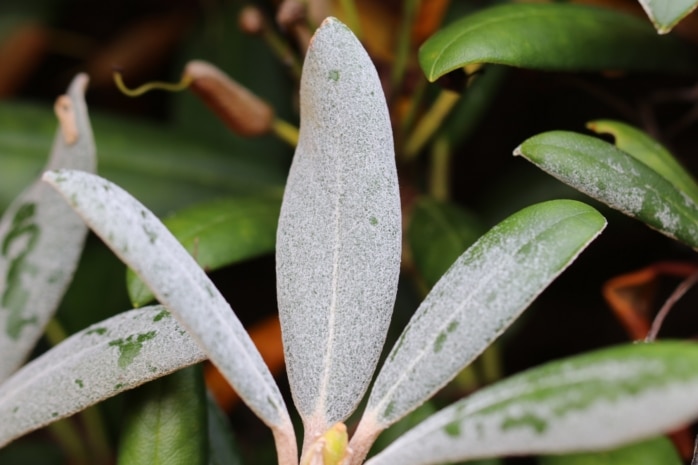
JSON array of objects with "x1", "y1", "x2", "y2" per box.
[
  {"x1": 419, "y1": 3, "x2": 698, "y2": 82},
  {"x1": 127, "y1": 195, "x2": 281, "y2": 307},
  {"x1": 408, "y1": 197, "x2": 485, "y2": 288},
  {"x1": 367, "y1": 342, "x2": 698, "y2": 465},
  {"x1": 207, "y1": 394, "x2": 242, "y2": 465},
  {"x1": 587, "y1": 119, "x2": 698, "y2": 204},
  {"x1": 0, "y1": 104, "x2": 286, "y2": 215},
  {"x1": 539, "y1": 435, "x2": 681, "y2": 465},
  {"x1": 515, "y1": 130, "x2": 698, "y2": 250},
  {"x1": 117, "y1": 365, "x2": 207, "y2": 465}
]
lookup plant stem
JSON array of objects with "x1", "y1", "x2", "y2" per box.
[
  {"x1": 391, "y1": 0, "x2": 420, "y2": 94},
  {"x1": 47, "y1": 419, "x2": 90, "y2": 465},
  {"x1": 403, "y1": 89, "x2": 460, "y2": 160},
  {"x1": 428, "y1": 135, "x2": 451, "y2": 201},
  {"x1": 339, "y1": 0, "x2": 363, "y2": 40},
  {"x1": 272, "y1": 118, "x2": 300, "y2": 146},
  {"x1": 261, "y1": 25, "x2": 303, "y2": 81},
  {"x1": 646, "y1": 269, "x2": 698, "y2": 341},
  {"x1": 479, "y1": 342, "x2": 503, "y2": 384},
  {"x1": 82, "y1": 406, "x2": 112, "y2": 464},
  {"x1": 44, "y1": 317, "x2": 69, "y2": 346}
]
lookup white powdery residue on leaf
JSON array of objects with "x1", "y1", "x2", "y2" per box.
[
  {"x1": 42, "y1": 170, "x2": 291, "y2": 434},
  {"x1": 365, "y1": 200, "x2": 605, "y2": 428},
  {"x1": 276, "y1": 17, "x2": 401, "y2": 431},
  {"x1": 0, "y1": 306, "x2": 205, "y2": 447},
  {"x1": 0, "y1": 74, "x2": 96, "y2": 383},
  {"x1": 517, "y1": 132, "x2": 698, "y2": 249},
  {"x1": 366, "y1": 344, "x2": 698, "y2": 465}
]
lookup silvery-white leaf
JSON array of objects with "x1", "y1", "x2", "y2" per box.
[
  {"x1": 276, "y1": 17, "x2": 401, "y2": 436},
  {"x1": 360, "y1": 200, "x2": 605, "y2": 431},
  {"x1": 42, "y1": 170, "x2": 296, "y2": 459},
  {"x1": 365, "y1": 342, "x2": 698, "y2": 465},
  {"x1": 0, "y1": 74, "x2": 96, "y2": 382},
  {"x1": 0, "y1": 305, "x2": 205, "y2": 448}
]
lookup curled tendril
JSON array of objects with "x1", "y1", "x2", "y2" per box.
[{"x1": 113, "y1": 71, "x2": 193, "y2": 97}]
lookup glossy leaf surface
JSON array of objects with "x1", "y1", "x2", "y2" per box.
[
  {"x1": 0, "y1": 74, "x2": 96, "y2": 382},
  {"x1": 276, "y1": 18, "x2": 401, "y2": 436},
  {"x1": 0, "y1": 306, "x2": 205, "y2": 447},
  {"x1": 539, "y1": 436, "x2": 681, "y2": 465},
  {"x1": 637, "y1": 0, "x2": 698, "y2": 33},
  {"x1": 127, "y1": 195, "x2": 281, "y2": 307},
  {"x1": 587, "y1": 119, "x2": 698, "y2": 204},
  {"x1": 419, "y1": 3, "x2": 698, "y2": 82},
  {"x1": 43, "y1": 169, "x2": 296, "y2": 460},
  {"x1": 515, "y1": 131, "x2": 698, "y2": 250},
  {"x1": 366, "y1": 342, "x2": 698, "y2": 465},
  {"x1": 117, "y1": 365, "x2": 207, "y2": 465},
  {"x1": 362, "y1": 200, "x2": 606, "y2": 431},
  {"x1": 408, "y1": 197, "x2": 485, "y2": 288},
  {"x1": 0, "y1": 103, "x2": 285, "y2": 215}
]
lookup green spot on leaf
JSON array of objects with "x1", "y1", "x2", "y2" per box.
[
  {"x1": 153, "y1": 309, "x2": 170, "y2": 322},
  {"x1": 434, "y1": 321, "x2": 459, "y2": 353},
  {"x1": 383, "y1": 401, "x2": 395, "y2": 419},
  {"x1": 444, "y1": 421, "x2": 461, "y2": 437},
  {"x1": 329, "y1": 69, "x2": 340, "y2": 81},
  {"x1": 109, "y1": 331, "x2": 157, "y2": 368},
  {"x1": 501, "y1": 412, "x2": 548, "y2": 434},
  {"x1": 85, "y1": 327, "x2": 107, "y2": 336},
  {"x1": 369, "y1": 216, "x2": 378, "y2": 226},
  {"x1": 1, "y1": 202, "x2": 40, "y2": 340},
  {"x1": 142, "y1": 225, "x2": 158, "y2": 244},
  {"x1": 75, "y1": 379, "x2": 84, "y2": 388}
]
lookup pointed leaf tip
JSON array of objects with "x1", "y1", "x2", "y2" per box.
[
  {"x1": 364, "y1": 200, "x2": 605, "y2": 430},
  {"x1": 277, "y1": 15, "x2": 401, "y2": 435},
  {"x1": 0, "y1": 74, "x2": 95, "y2": 382}
]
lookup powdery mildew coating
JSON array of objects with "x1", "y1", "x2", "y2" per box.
[
  {"x1": 0, "y1": 74, "x2": 96, "y2": 383},
  {"x1": 365, "y1": 200, "x2": 605, "y2": 428},
  {"x1": 43, "y1": 170, "x2": 290, "y2": 432},
  {"x1": 276, "y1": 18, "x2": 401, "y2": 431},
  {"x1": 0, "y1": 306, "x2": 205, "y2": 447},
  {"x1": 515, "y1": 131, "x2": 698, "y2": 250},
  {"x1": 636, "y1": 0, "x2": 698, "y2": 33},
  {"x1": 365, "y1": 342, "x2": 698, "y2": 465}
]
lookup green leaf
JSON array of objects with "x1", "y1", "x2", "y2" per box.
[
  {"x1": 419, "y1": 3, "x2": 698, "y2": 82},
  {"x1": 408, "y1": 197, "x2": 485, "y2": 288},
  {"x1": 539, "y1": 436, "x2": 681, "y2": 465},
  {"x1": 515, "y1": 130, "x2": 698, "y2": 250},
  {"x1": 127, "y1": 195, "x2": 281, "y2": 307},
  {"x1": 276, "y1": 17, "x2": 401, "y2": 437},
  {"x1": 586, "y1": 119, "x2": 698, "y2": 204},
  {"x1": 117, "y1": 365, "x2": 207, "y2": 465},
  {"x1": 637, "y1": 0, "x2": 698, "y2": 34},
  {"x1": 359, "y1": 200, "x2": 606, "y2": 433},
  {"x1": 0, "y1": 306, "x2": 206, "y2": 448},
  {"x1": 366, "y1": 342, "x2": 698, "y2": 465},
  {"x1": 0, "y1": 74, "x2": 96, "y2": 382},
  {"x1": 207, "y1": 393, "x2": 243, "y2": 465},
  {"x1": 43, "y1": 170, "x2": 297, "y2": 462},
  {"x1": 0, "y1": 103, "x2": 286, "y2": 215}
]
